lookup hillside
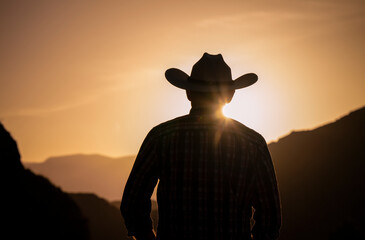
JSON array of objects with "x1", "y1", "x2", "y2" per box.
[
  {"x1": 1, "y1": 122, "x2": 90, "y2": 240},
  {"x1": 269, "y1": 106, "x2": 365, "y2": 239},
  {"x1": 25, "y1": 154, "x2": 136, "y2": 201},
  {"x1": 2, "y1": 121, "x2": 136, "y2": 240},
  {"x1": 70, "y1": 193, "x2": 132, "y2": 240}
]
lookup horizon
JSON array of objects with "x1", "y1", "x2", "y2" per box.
[
  {"x1": 1, "y1": 0, "x2": 364, "y2": 163},
  {"x1": 21, "y1": 105, "x2": 364, "y2": 163}
]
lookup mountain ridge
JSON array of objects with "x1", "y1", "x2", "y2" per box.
[
  {"x1": 269, "y1": 106, "x2": 365, "y2": 144},
  {"x1": 27, "y1": 153, "x2": 135, "y2": 164},
  {"x1": 25, "y1": 154, "x2": 136, "y2": 201},
  {"x1": 268, "y1": 106, "x2": 365, "y2": 240}
]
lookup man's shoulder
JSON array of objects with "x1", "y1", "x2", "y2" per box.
[
  {"x1": 146, "y1": 114, "x2": 190, "y2": 137},
  {"x1": 158, "y1": 114, "x2": 190, "y2": 126}
]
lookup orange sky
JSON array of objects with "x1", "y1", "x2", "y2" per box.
[{"x1": 1, "y1": 0, "x2": 364, "y2": 162}]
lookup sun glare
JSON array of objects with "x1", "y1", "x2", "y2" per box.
[
  {"x1": 222, "y1": 104, "x2": 229, "y2": 117},
  {"x1": 222, "y1": 104, "x2": 239, "y2": 119}
]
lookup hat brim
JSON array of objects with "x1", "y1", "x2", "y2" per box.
[{"x1": 165, "y1": 68, "x2": 258, "y2": 92}]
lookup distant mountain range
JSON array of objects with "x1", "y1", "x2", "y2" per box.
[
  {"x1": 24, "y1": 106, "x2": 365, "y2": 239},
  {"x1": 25, "y1": 154, "x2": 135, "y2": 201}
]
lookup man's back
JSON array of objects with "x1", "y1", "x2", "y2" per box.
[{"x1": 121, "y1": 108, "x2": 281, "y2": 240}]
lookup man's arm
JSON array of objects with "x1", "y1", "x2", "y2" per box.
[
  {"x1": 120, "y1": 129, "x2": 159, "y2": 239},
  {"x1": 252, "y1": 142, "x2": 281, "y2": 240}
]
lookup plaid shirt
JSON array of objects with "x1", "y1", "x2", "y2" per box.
[{"x1": 121, "y1": 108, "x2": 281, "y2": 240}]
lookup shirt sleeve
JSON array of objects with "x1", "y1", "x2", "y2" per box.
[
  {"x1": 251, "y1": 141, "x2": 282, "y2": 240},
  {"x1": 120, "y1": 128, "x2": 159, "y2": 237}
]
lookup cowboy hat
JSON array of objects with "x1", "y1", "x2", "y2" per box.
[{"x1": 165, "y1": 53, "x2": 258, "y2": 92}]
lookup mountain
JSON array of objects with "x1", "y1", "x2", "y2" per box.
[
  {"x1": 1, "y1": 122, "x2": 90, "y2": 240},
  {"x1": 2, "y1": 122, "x2": 135, "y2": 240},
  {"x1": 268, "y1": 106, "x2": 365, "y2": 240},
  {"x1": 70, "y1": 193, "x2": 132, "y2": 240},
  {"x1": 25, "y1": 154, "x2": 136, "y2": 201}
]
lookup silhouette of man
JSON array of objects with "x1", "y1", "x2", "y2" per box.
[{"x1": 121, "y1": 53, "x2": 281, "y2": 240}]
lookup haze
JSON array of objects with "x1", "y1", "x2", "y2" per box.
[{"x1": 1, "y1": 0, "x2": 364, "y2": 162}]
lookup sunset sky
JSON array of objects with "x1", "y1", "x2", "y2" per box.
[{"x1": 1, "y1": 0, "x2": 364, "y2": 163}]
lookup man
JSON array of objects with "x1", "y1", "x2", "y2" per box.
[{"x1": 121, "y1": 53, "x2": 281, "y2": 240}]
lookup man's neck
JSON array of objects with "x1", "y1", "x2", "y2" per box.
[
  {"x1": 191, "y1": 101, "x2": 222, "y2": 109},
  {"x1": 190, "y1": 102, "x2": 224, "y2": 117}
]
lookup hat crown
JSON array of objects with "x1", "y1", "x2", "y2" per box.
[{"x1": 190, "y1": 53, "x2": 232, "y2": 83}]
